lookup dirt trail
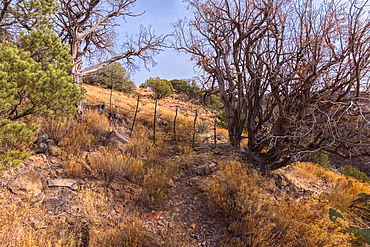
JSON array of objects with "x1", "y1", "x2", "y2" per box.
[{"x1": 141, "y1": 143, "x2": 242, "y2": 246}]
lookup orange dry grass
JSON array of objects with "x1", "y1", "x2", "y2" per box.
[
  {"x1": 0, "y1": 190, "x2": 85, "y2": 246},
  {"x1": 39, "y1": 116, "x2": 73, "y2": 143},
  {"x1": 57, "y1": 109, "x2": 110, "y2": 153},
  {"x1": 208, "y1": 161, "x2": 356, "y2": 247},
  {"x1": 277, "y1": 162, "x2": 370, "y2": 226},
  {"x1": 216, "y1": 128, "x2": 229, "y2": 139},
  {"x1": 83, "y1": 83, "x2": 218, "y2": 131}
]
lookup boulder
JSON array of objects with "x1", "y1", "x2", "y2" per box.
[
  {"x1": 105, "y1": 130, "x2": 130, "y2": 151},
  {"x1": 47, "y1": 142, "x2": 60, "y2": 156},
  {"x1": 35, "y1": 134, "x2": 49, "y2": 144},
  {"x1": 9, "y1": 171, "x2": 43, "y2": 195},
  {"x1": 106, "y1": 137, "x2": 127, "y2": 152},
  {"x1": 107, "y1": 130, "x2": 129, "y2": 145},
  {"x1": 35, "y1": 142, "x2": 47, "y2": 154}
]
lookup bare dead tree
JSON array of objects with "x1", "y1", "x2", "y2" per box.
[
  {"x1": 55, "y1": 0, "x2": 167, "y2": 86},
  {"x1": 174, "y1": 0, "x2": 370, "y2": 171}
]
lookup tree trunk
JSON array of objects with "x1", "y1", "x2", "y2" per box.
[
  {"x1": 225, "y1": 109, "x2": 243, "y2": 147},
  {"x1": 221, "y1": 94, "x2": 246, "y2": 147},
  {"x1": 228, "y1": 125, "x2": 241, "y2": 147},
  {"x1": 214, "y1": 115, "x2": 217, "y2": 148}
]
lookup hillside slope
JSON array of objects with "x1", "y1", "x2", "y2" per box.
[{"x1": 0, "y1": 84, "x2": 369, "y2": 246}]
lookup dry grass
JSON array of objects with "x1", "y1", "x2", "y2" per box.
[
  {"x1": 40, "y1": 116, "x2": 73, "y2": 143},
  {"x1": 59, "y1": 123, "x2": 97, "y2": 153},
  {"x1": 83, "y1": 150, "x2": 144, "y2": 180},
  {"x1": 136, "y1": 133, "x2": 179, "y2": 207},
  {"x1": 177, "y1": 144, "x2": 196, "y2": 165},
  {"x1": 276, "y1": 161, "x2": 370, "y2": 236},
  {"x1": 0, "y1": 183, "x2": 151, "y2": 247},
  {"x1": 94, "y1": 217, "x2": 149, "y2": 247},
  {"x1": 64, "y1": 127, "x2": 179, "y2": 208},
  {"x1": 207, "y1": 161, "x2": 356, "y2": 246},
  {"x1": 5, "y1": 82, "x2": 369, "y2": 246},
  {"x1": 39, "y1": 109, "x2": 111, "y2": 155},
  {"x1": 84, "y1": 83, "x2": 225, "y2": 143},
  {"x1": 58, "y1": 110, "x2": 110, "y2": 153},
  {"x1": 0, "y1": 190, "x2": 86, "y2": 246}
]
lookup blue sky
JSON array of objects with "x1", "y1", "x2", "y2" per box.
[{"x1": 117, "y1": 0, "x2": 195, "y2": 86}]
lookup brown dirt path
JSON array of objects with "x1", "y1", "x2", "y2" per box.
[{"x1": 141, "y1": 143, "x2": 243, "y2": 246}]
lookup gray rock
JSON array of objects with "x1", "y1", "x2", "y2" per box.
[
  {"x1": 35, "y1": 142, "x2": 47, "y2": 154},
  {"x1": 47, "y1": 142, "x2": 60, "y2": 156},
  {"x1": 106, "y1": 137, "x2": 127, "y2": 152},
  {"x1": 9, "y1": 171, "x2": 42, "y2": 195},
  {"x1": 48, "y1": 179, "x2": 78, "y2": 190},
  {"x1": 36, "y1": 134, "x2": 49, "y2": 143}
]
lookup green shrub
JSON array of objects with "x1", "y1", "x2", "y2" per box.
[
  {"x1": 83, "y1": 62, "x2": 136, "y2": 94},
  {"x1": 302, "y1": 151, "x2": 331, "y2": 169},
  {"x1": 0, "y1": 120, "x2": 39, "y2": 169},
  {"x1": 338, "y1": 165, "x2": 370, "y2": 184},
  {"x1": 170, "y1": 78, "x2": 200, "y2": 98},
  {"x1": 142, "y1": 77, "x2": 173, "y2": 99},
  {"x1": 196, "y1": 121, "x2": 210, "y2": 133}
]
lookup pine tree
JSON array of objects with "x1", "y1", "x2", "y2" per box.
[{"x1": 0, "y1": 0, "x2": 84, "y2": 168}]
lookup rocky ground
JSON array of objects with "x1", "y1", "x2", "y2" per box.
[
  {"x1": 146, "y1": 143, "x2": 241, "y2": 246},
  {"x1": 0, "y1": 128, "x2": 243, "y2": 246}
]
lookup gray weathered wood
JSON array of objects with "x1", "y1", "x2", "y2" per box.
[
  {"x1": 130, "y1": 96, "x2": 140, "y2": 138},
  {"x1": 192, "y1": 110, "x2": 198, "y2": 149}
]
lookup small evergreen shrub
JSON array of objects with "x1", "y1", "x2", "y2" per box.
[
  {"x1": 338, "y1": 165, "x2": 370, "y2": 184},
  {"x1": 196, "y1": 120, "x2": 210, "y2": 133},
  {"x1": 302, "y1": 151, "x2": 331, "y2": 169},
  {"x1": 170, "y1": 79, "x2": 200, "y2": 99},
  {"x1": 139, "y1": 83, "x2": 147, "y2": 89},
  {"x1": 0, "y1": 120, "x2": 39, "y2": 169}
]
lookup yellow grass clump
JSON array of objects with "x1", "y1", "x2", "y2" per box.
[{"x1": 207, "y1": 161, "x2": 356, "y2": 246}]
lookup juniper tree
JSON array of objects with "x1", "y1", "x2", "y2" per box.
[
  {"x1": 143, "y1": 77, "x2": 174, "y2": 100},
  {"x1": 83, "y1": 62, "x2": 136, "y2": 94},
  {"x1": 0, "y1": 31, "x2": 84, "y2": 121}
]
